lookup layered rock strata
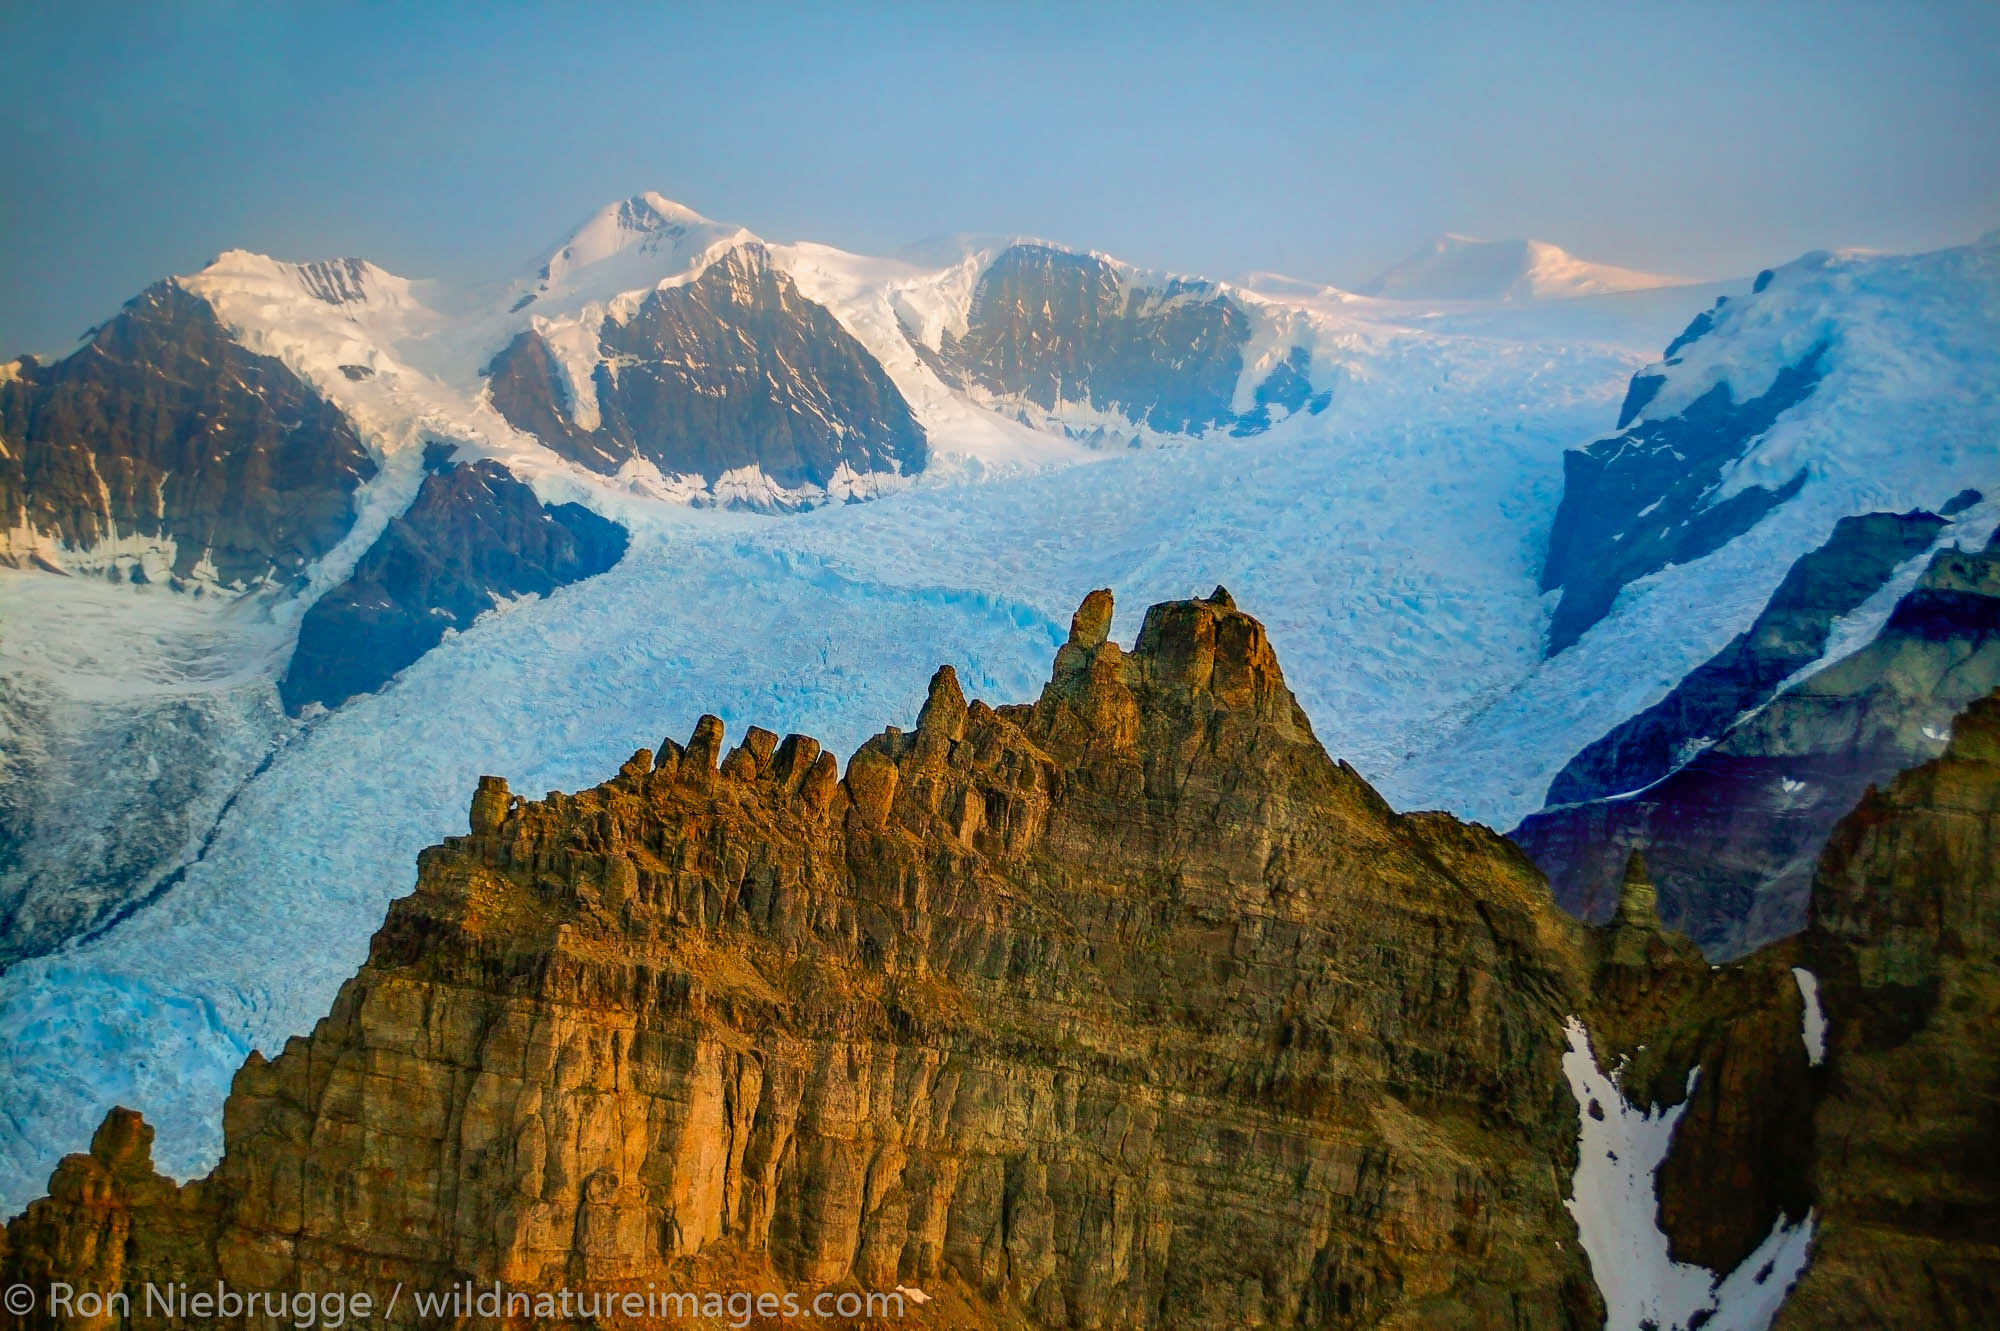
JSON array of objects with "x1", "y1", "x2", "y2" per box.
[
  {"x1": 1773, "y1": 691, "x2": 2000, "y2": 1327},
  {"x1": 1, "y1": 591, "x2": 1609, "y2": 1328},
  {"x1": 7, "y1": 593, "x2": 1996, "y2": 1328}
]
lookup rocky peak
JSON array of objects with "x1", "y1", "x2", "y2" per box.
[
  {"x1": 0, "y1": 280, "x2": 376, "y2": 589},
  {"x1": 936, "y1": 244, "x2": 1255, "y2": 436},
  {"x1": 1589, "y1": 848, "x2": 1711, "y2": 1036},
  {"x1": 0, "y1": 590, "x2": 1611, "y2": 1328},
  {"x1": 9, "y1": 589, "x2": 1996, "y2": 1326},
  {"x1": 487, "y1": 241, "x2": 927, "y2": 498},
  {"x1": 1611, "y1": 848, "x2": 1662, "y2": 933}
]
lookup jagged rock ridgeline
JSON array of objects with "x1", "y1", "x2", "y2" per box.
[
  {"x1": 6, "y1": 592, "x2": 1995, "y2": 1328},
  {"x1": 1517, "y1": 514, "x2": 2000, "y2": 959},
  {"x1": 0, "y1": 282, "x2": 375, "y2": 589},
  {"x1": 0, "y1": 590, "x2": 1612, "y2": 1328},
  {"x1": 487, "y1": 243, "x2": 928, "y2": 493},
  {"x1": 278, "y1": 447, "x2": 628, "y2": 714}
]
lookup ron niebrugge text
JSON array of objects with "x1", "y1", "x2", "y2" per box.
[{"x1": 18, "y1": 1279, "x2": 923, "y2": 1326}]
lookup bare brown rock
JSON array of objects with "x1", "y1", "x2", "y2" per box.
[
  {"x1": 1, "y1": 592, "x2": 1612, "y2": 1329},
  {"x1": 0, "y1": 282, "x2": 375, "y2": 589},
  {"x1": 1773, "y1": 691, "x2": 2000, "y2": 1329}
]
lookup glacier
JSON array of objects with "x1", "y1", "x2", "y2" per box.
[{"x1": 1, "y1": 209, "x2": 1996, "y2": 1218}]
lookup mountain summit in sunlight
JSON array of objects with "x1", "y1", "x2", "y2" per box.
[{"x1": 1361, "y1": 233, "x2": 1696, "y2": 302}]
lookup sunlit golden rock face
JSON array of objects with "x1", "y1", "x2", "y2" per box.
[
  {"x1": 3, "y1": 590, "x2": 1991, "y2": 1329},
  {"x1": 0, "y1": 591, "x2": 1612, "y2": 1328}
]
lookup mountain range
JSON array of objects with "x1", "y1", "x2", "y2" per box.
[{"x1": 2, "y1": 192, "x2": 1997, "y2": 1327}]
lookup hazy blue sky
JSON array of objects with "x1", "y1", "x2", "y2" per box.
[{"x1": 4, "y1": 1, "x2": 1997, "y2": 354}]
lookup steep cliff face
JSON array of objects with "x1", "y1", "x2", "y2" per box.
[
  {"x1": 1575, "y1": 854, "x2": 1818, "y2": 1281},
  {"x1": 0, "y1": 282, "x2": 375, "y2": 589},
  {"x1": 936, "y1": 245, "x2": 1256, "y2": 436},
  {"x1": 0, "y1": 591, "x2": 1608, "y2": 1329},
  {"x1": 1774, "y1": 691, "x2": 2000, "y2": 1328},
  {"x1": 487, "y1": 244, "x2": 927, "y2": 496},
  {"x1": 16, "y1": 595, "x2": 1989, "y2": 1328},
  {"x1": 1516, "y1": 523, "x2": 2000, "y2": 958},
  {"x1": 278, "y1": 448, "x2": 628, "y2": 714}
]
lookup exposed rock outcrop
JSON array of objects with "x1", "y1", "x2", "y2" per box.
[
  {"x1": 0, "y1": 283, "x2": 376, "y2": 590},
  {"x1": 278, "y1": 448, "x2": 627, "y2": 714},
  {"x1": 487, "y1": 244, "x2": 927, "y2": 495},
  {"x1": 935, "y1": 245, "x2": 1255, "y2": 436},
  {"x1": 1, "y1": 591, "x2": 1608, "y2": 1328},
  {"x1": 1540, "y1": 338, "x2": 1828, "y2": 655},
  {"x1": 1775, "y1": 690, "x2": 2000, "y2": 1327},
  {"x1": 1516, "y1": 522, "x2": 2000, "y2": 958},
  {"x1": 1544, "y1": 508, "x2": 1951, "y2": 806},
  {"x1": 9, "y1": 593, "x2": 1994, "y2": 1328},
  {"x1": 1577, "y1": 853, "x2": 1818, "y2": 1279}
]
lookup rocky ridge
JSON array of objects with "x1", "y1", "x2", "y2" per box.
[
  {"x1": 0, "y1": 592, "x2": 1612, "y2": 1328},
  {"x1": 278, "y1": 446, "x2": 629, "y2": 714},
  {"x1": 1543, "y1": 507, "x2": 1954, "y2": 808},
  {"x1": 3, "y1": 594, "x2": 1995, "y2": 1329},
  {"x1": 1540, "y1": 330, "x2": 1826, "y2": 655},
  {"x1": 1517, "y1": 517, "x2": 2000, "y2": 958},
  {"x1": 487, "y1": 243, "x2": 928, "y2": 495},
  {"x1": 931, "y1": 245, "x2": 1265, "y2": 437}
]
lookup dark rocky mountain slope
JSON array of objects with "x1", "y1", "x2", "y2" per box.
[
  {"x1": 487, "y1": 244, "x2": 926, "y2": 493},
  {"x1": 933, "y1": 244, "x2": 1265, "y2": 436},
  {"x1": 1545, "y1": 507, "x2": 1952, "y2": 807},
  {"x1": 0, "y1": 282, "x2": 375, "y2": 589},
  {"x1": 1540, "y1": 294, "x2": 1828, "y2": 655},
  {"x1": 1774, "y1": 689, "x2": 2000, "y2": 1326},
  {"x1": 1516, "y1": 519, "x2": 2000, "y2": 958},
  {"x1": 279, "y1": 447, "x2": 627, "y2": 714}
]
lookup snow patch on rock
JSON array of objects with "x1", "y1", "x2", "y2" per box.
[
  {"x1": 1791, "y1": 968, "x2": 1827, "y2": 1068},
  {"x1": 1562, "y1": 1017, "x2": 1815, "y2": 1331}
]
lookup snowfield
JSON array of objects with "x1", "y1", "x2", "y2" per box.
[{"x1": 1, "y1": 204, "x2": 1996, "y2": 1253}]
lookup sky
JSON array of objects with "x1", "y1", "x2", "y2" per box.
[{"x1": 3, "y1": 0, "x2": 1998, "y2": 355}]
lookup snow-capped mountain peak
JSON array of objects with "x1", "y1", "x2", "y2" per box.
[
  {"x1": 1361, "y1": 233, "x2": 1693, "y2": 303},
  {"x1": 195, "y1": 250, "x2": 417, "y2": 313},
  {"x1": 524, "y1": 191, "x2": 755, "y2": 311},
  {"x1": 547, "y1": 191, "x2": 720, "y2": 268}
]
